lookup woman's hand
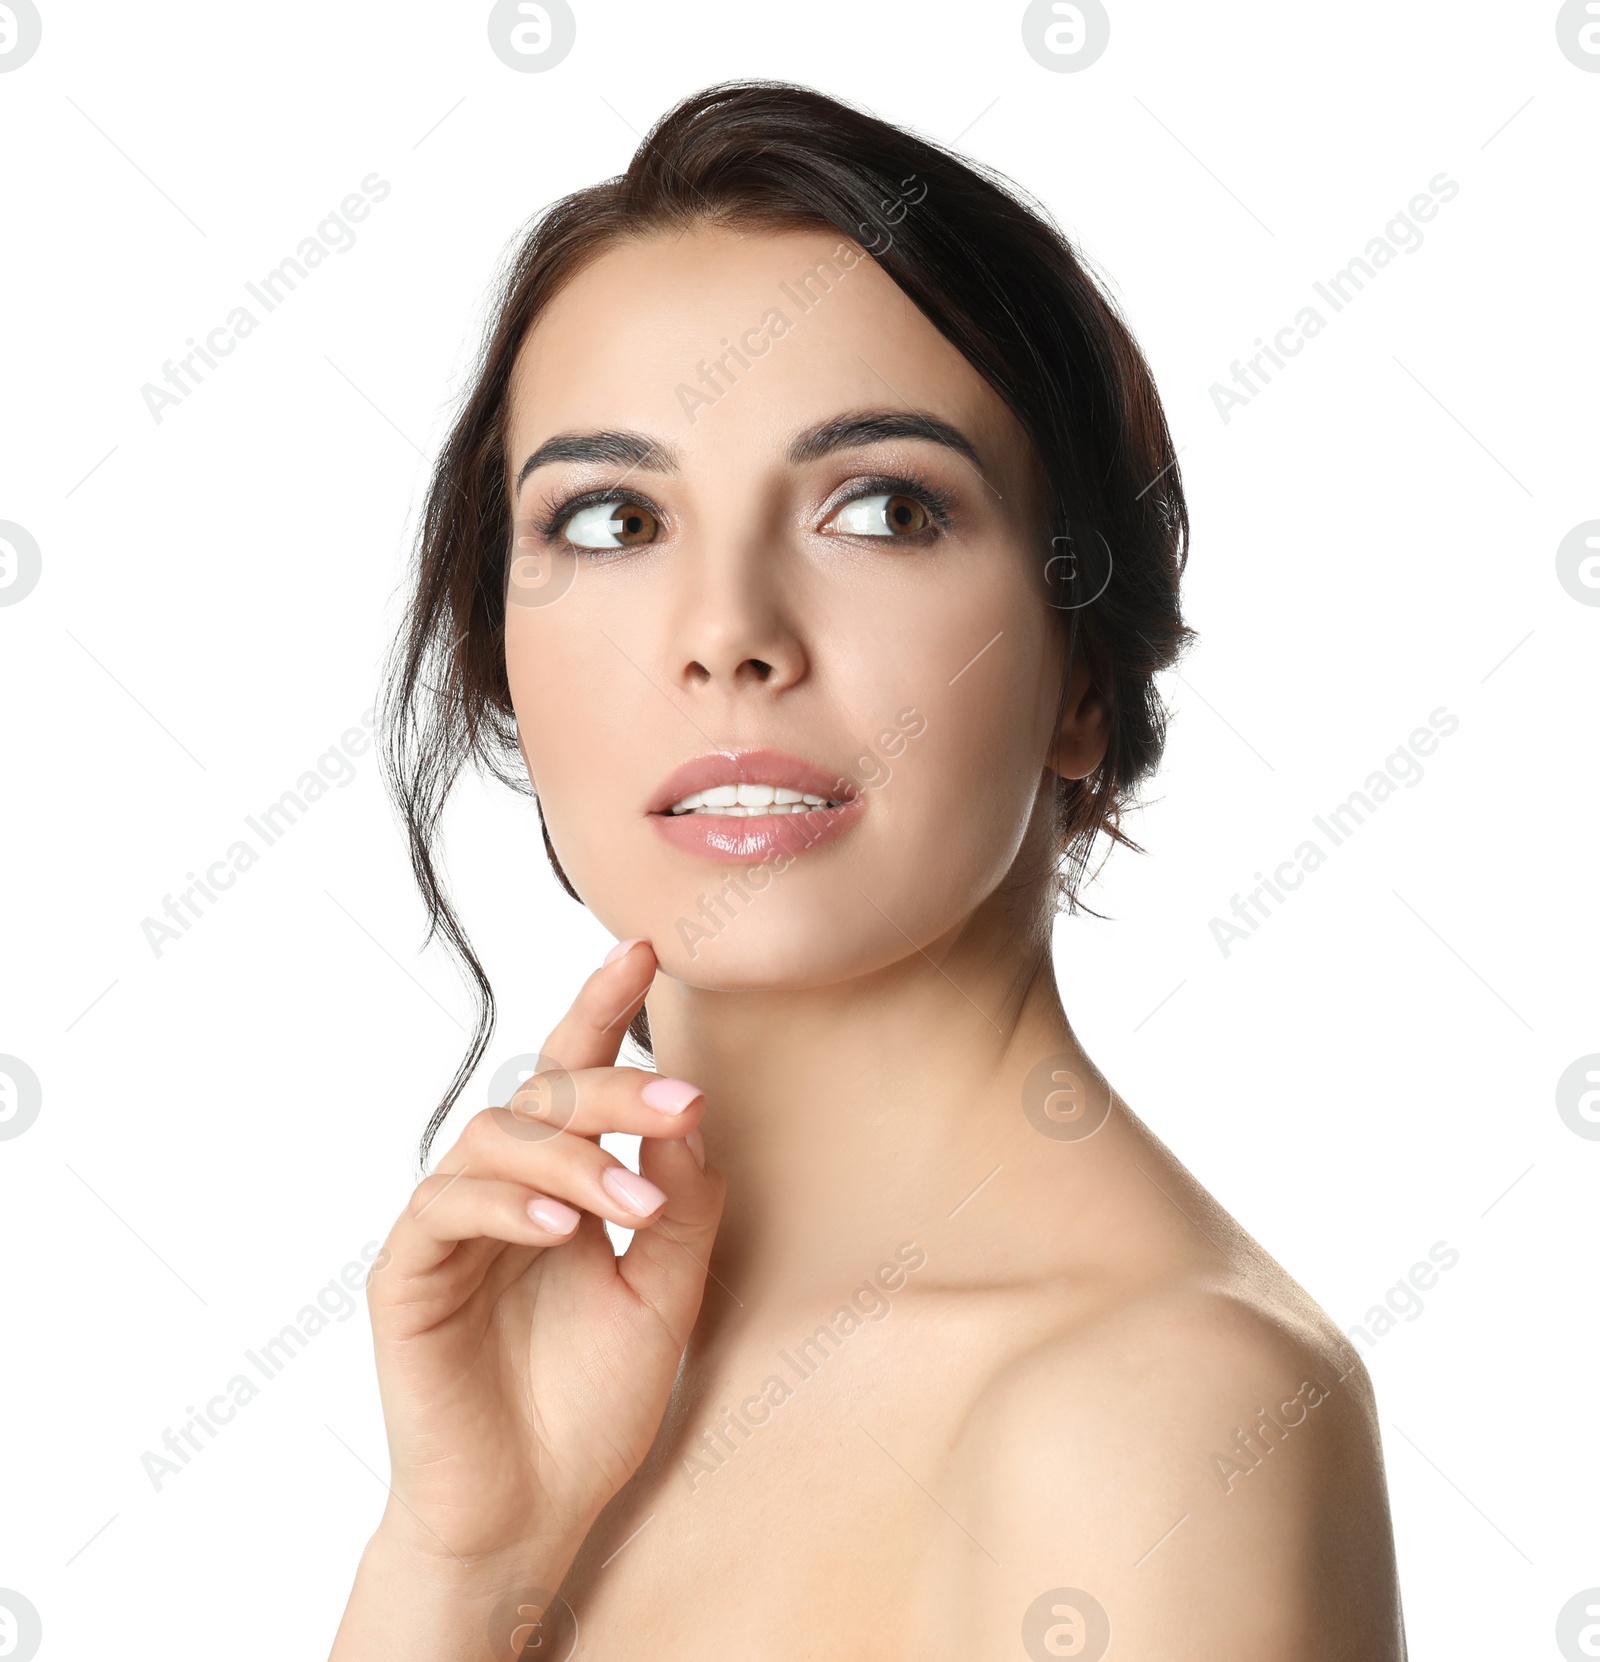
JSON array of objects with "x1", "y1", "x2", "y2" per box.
[{"x1": 357, "y1": 939, "x2": 722, "y2": 1573}]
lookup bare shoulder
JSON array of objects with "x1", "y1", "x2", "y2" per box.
[{"x1": 926, "y1": 1272, "x2": 1406, "y2": 1662}]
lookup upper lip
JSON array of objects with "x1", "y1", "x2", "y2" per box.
[{"x1": 647, "y1": 748, "x2": 857, "y2": 815}]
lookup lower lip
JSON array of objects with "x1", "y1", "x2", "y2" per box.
[{"x1": 649, "y1": 798, "x2": 864, "y2": 864}]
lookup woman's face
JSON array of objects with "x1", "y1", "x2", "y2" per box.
[{"x1": 503, "y1": 223, "x2": 1096, "y2": 989}]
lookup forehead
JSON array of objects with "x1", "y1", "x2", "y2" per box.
[{"x1": 505, "y1": 223, "x2": 1029, "y2": 469}]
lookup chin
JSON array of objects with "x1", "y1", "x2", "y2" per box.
[{"x1": 642, "y1": 870, "x2": 972, "y2": 993}]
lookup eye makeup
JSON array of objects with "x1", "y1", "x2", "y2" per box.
[
  {"x1": 816, "y1": 469, "x2": 955, "y2": 537},
  {"x1": 526, "y1": 464, "x2": 959, "y2": 554}
]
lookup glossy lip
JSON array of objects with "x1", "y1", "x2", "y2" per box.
[
  {"x1": 647, "y1": 747, "x2": 864, "y2": 866},
  {"x1": 647, "y1": 747, "x2": 856, "y2": 815}
]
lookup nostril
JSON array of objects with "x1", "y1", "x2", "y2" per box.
[{"x1": 747, "y1": 659, "x2": 773, "y2": 681}]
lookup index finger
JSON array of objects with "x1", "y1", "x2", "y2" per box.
[{"x1": 540, "y1": 937, "x2": 657, "y2": 1072}]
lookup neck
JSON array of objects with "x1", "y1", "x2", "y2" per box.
[{"x1": 643, "y1": 882, "x2": 1092, "y2": 1308}]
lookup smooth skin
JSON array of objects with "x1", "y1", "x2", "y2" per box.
[{"x1": 332, "y1": 225, "x2": 1405, "y2": 1660}]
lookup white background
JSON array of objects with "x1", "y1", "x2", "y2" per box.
[{"x1": 1, "y1": 2, "x2": 1595, "y2": 1657}]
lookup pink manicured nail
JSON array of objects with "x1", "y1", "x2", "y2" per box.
[
  {"x1": 686, "y1": 1129, "x2": 706, "y2": 1170},
  {"x1": 641, "y1": 1077, "x2": 703, "y2": 1115},
  {"x1": 601, "y1": 1166, "x2": 667, "y2": 1217},
  {"x1": 527, "y1": 1195, "x2": 581, "y2": 1234},
  {"x1": 604, "y1": 937, "x2": 647, "y2": 966}
]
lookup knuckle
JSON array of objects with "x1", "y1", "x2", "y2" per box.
[
  {"x1": 502, "y1": 1068, "x2": 580, "y2": 1137},
  {"x1": 461, "y1": 1107, "x2": 502, "y2": 1157},
  {"x1": 406, "y1": 1175, "x2": 448, "y2": 1220},
  {"x1": 363, "y1": 1244, "x2": 396, "y2": 1300},
  {"x1": 506, "y1": 1072, "x2": 560, "y2": 1121}
]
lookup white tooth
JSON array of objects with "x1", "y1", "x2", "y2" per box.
[{"x1": 671, "y1": 786, "x2": 838, "y2": 815}]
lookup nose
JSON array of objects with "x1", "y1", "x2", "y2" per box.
[{"x1": 668, "y1": 532, "x2": 808, "y2": 696}]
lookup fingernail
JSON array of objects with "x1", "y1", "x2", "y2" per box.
[
  {"x1": 601, "y1": 1166, "x2": 667, "y2": 1217},
  {"x1": 641, "y1": 1077, "x2": 703, "y2": 1115},
  {"x1": 604, "y1": 937, "x2": 647, "y2": 966},
  {"x1": 686, "y1": 1128, "x2": 706, "y2": 1170},
  {"x1": 527, "y1": 1195, "x2": 581, "y2": 1234}
]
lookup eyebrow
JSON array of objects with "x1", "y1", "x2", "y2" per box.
[
  {"x1": 515, "y1": 431, "x2": 679, "y2": 495},
  {"x1": 512, "y1": 407, "x2": 984, "y2": 497},
  {"x1": 785, "y1": 409, "x2": 984, "y2": 470}
]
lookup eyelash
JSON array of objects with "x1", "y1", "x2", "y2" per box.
[
  {"x1": 530, "y1": 486, "x2": 652, "y2": 546},
  {"x1": 530, "y1": 471, "x2": 955, "y2": 554},
  {"x1": 824, "y1": 471, "x2": 955, "y2": 535}
]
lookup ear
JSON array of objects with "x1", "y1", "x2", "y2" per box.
[{"x1": 1047, "y1": 658, "x2": 1110, "y2": 782}]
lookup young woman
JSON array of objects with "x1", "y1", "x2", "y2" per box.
[{"x1": 331, "y1": 81, "x2": 1406, "y2": 1661}]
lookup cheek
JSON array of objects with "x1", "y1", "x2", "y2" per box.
[
  {"x1": 831, "y1": 574, "x2": 1061, "y2": 875},
  {"x1": 503, "y1": 610, "x2": 624, "y2": 836},
  {"x1": 877, "y1": 663, "x2": 1057, "y2": 886},
  {"x1": 505, "y1": 614, "x2": 565, "y2": 787}
]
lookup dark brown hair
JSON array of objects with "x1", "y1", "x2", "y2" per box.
[{"x1": 381, "y1": 79, "x2": 1191, "y2": 1165}]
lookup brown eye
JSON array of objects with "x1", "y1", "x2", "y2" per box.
[
  {"x1": 561, "y1": 498, "x2": 661, "y2": 549},
  {"x1": 884, "y1": 494, "x2": 930, "y2": 535},
  {"x1": 826, "y1": 491, "x2": 935, "y2": 537}
]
